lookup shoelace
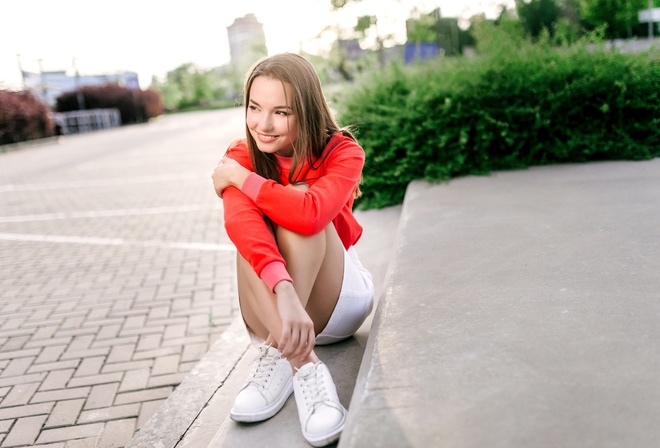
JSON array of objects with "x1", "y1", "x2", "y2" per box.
[
  {"x1": 247, "y1": 346, "x2": 279, "y2": 390},
  {"x1": 297, "y1": 365, "x2": 329, "y2": 411}
]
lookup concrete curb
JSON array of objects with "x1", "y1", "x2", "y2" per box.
[
  {"x1": 126, "y1": 316, "x2": 250, "y2": 448},
  {"x1": 124, "y1": 203, "x2": 403, "y2": 448},
  {"x1": 339, "y1": 159, "x2": 660, "y2": 447},
  {"x1": 0, "y1": 136, "x2": 62, "y2": 152}
]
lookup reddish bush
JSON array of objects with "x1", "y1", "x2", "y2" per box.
[
  {"x1": 56, "y1": 84, "x2": 164, "y2": 124},
  {"x1": 0, "y1": 89, "x2": 54, "y2": 145},
  {"x1": 139, "y1": 89, "x2": 164, "y2": 119}
]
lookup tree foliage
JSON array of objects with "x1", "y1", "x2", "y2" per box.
[
  {"x1": 407, "y1": 12, "x2": 438, "y2": 43},
  {"x1": 150, "y1": 63, "x2": 230, "y2": 111},
  {"x1": 516, "y1": 0, "x2": 561, "y2": 38},
  {"x1": 579, "y1": 0, "x2": 658, "y2": 38},
  {"x1": 580, "y1": 0, "x2": 631, "y2": 38}
]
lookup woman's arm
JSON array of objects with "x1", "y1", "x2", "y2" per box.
[
  {"x1": 222, "y1": 185, "x2": 292, "y2": 292},
  {"x1": 217, "y1": 142, "x2": 291, "y2": 291},
  {"x1": 212, "y1": 145, "x2": 251, "y2": 197},
  {"x1": 241, "y1": 138, "x2": 365, "y2": 235}
]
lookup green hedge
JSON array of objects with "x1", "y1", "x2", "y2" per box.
[{"x1": 337, "y1": 40, "x2": 660, "y2": 210}]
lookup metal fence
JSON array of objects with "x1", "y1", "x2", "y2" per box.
[{"x1": 53, "y1": 108, "x2": 121, "y2": 135}]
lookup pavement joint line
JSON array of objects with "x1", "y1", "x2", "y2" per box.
[
  {"x1": 0, "y1": 204, "x2": 218, "y2": 223},
  {"x1": 0, "y1": 233, "x2": 236, "y2": 252},
  {"x1": 0, "y1": 173, "x2": 202, "y2": 192}
]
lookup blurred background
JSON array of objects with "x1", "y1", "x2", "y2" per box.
[{"x1": 1, "y1": 0, "x2": 658, "y2": 151}]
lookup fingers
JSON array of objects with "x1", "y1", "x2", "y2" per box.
[
  {"x1": 211, "y1": 173, "x2": 223, "y2": 198},
  {"x1": 287, "y1": 329, "x2": 300, "y2": 360},
  {"x1": 279, "y1": 320, "x2": 314, "y2": 361},
  {"x1": 272, "y1": 282, "x2": 314, "y2": 361},
  {"x1": 217, "y1": 157, "x2": 238, "y2": 167},
  {"x1": 211, "y1": 165, "x2": 228, "y2": 197},
  {"x1": 301, "y1": 329, "x2": 315, "y2": 362},
  {"x1": 278, "y1": 324, "x2": 290, "y2": 357},
  {"x1": 291, "y1": 324, "x2": 313, "y2": 362}
]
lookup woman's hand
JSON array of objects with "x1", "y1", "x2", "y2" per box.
[
  {"x1": 212, "y1": 157, "x2": 249, "y2": 197},
  {"x1": 274, "y1": 281, "x2": 315, "y2": 362}
]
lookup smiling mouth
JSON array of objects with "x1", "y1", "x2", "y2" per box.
[{"x1": 257, "y1": 133, "x2": 278, "y2": 142}]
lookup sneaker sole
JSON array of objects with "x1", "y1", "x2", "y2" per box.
[
  {"x1": 230, "y1": 379, "x2": 294, "y2": 423},
  {"x1": 302, "y1": 414, "x2": 346, "y2": 447}
]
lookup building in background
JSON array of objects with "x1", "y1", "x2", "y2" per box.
[
  {"x1": 21, "y1": 70, "x2": 139, "y2": 108},
  {"x1": 226, "y1": 14, "x2": 267, "y2": 69}
]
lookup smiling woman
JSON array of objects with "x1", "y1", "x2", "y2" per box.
[
  {"x1": 246, "y1": 76, "x2": 299, "y2": 157},
  {"x1": 211, "y1": 53, "x2": 374, "y2": 447}
]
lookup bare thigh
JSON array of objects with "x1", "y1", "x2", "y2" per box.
[{"x1": 233, "y1": 181, "x2": 345, "y2": 344}]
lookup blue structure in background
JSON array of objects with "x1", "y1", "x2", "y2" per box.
[{"x1": 404, "y1": 42, "x2": 442, "y2": 64}]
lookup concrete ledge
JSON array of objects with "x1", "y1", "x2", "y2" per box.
[
  {"x1": 126, "y1": 316, "x2": 251, "y2": 448},
  {"x1": 0, "y1": 136, "x2": 62, "y2": 152},
  {"x1": 125, "y1": 205, "x2": 402, "y2": 447},
  {"x1": 340, "y1": 160, "x2": 660, "y2": 448}
]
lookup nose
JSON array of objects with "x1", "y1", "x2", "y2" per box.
[{"x1": 259, "y1": 113, "x2": 273, "y2": 132}]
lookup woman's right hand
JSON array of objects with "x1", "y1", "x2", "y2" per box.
[
  {"x1": 211, "y1": 157, "x2": 249, "y2": 198},
  {"x1": 273, "y1": 281, "x2": 315, "y2": 362}
]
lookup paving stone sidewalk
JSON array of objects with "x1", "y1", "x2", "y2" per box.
[{"x1": 0, "y1": 109, "x2": 245, "y2": 447}]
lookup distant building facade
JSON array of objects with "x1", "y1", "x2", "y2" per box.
[
  {"x1": 22, "y1": 70, "x2": 139, "y2": 108},
  {"x1": 227, "y1": 13, "x2": 267, "y2": 69}
]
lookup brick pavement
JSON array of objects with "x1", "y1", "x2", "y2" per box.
[{"x1": 0, "y1": 108, "x2": 245, "y2": 447}]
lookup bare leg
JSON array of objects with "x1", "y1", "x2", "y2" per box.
[
  {"x1": 236, "y1": 222, "x2": 344, "y2": 370},
  {"x1": 277, "y1": 222, "x2": 344, "y2": 335},
  {"x1": 236, "y1": 254, "x2": 273, "y2": 342}
]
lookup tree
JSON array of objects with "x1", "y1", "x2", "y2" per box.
[
  {"x1": 150, "y1": 63, "x2": 229, "y2": 111},
  {"x1": 578, "y1": 0, "x2": 653, "y2": 38},
  {"x1": 554, "y1": 0, "x2": 582, "y2": 44},
  {"x1": 516, "y1": 0, "x2": 561, "y2": 38},
  {"x1": 437, "y1": 17, "x2": 462, "y2": 55},
  {"x1": 407, "y1": 11, "x2": 438, "y2": 43},
  {"x1": 330, "y1": 0, "x2": 398, "y2": 67}
]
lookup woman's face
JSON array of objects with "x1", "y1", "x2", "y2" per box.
[{"x1": 246, "y1": 75, "x2": 298, "y2": 157}]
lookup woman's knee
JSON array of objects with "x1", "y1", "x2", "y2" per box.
[
  {"x1": 276, "y1": 224, "x2": 325, "y2": 256},
  {"x1": 275, "y1": 186, "x2": 324, "y2": 249}
]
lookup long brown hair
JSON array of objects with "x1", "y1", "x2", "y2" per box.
[{"x1": 242, "y1": 53, "x2": 358, "y2": 189}]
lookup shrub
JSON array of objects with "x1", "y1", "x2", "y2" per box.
[
  {"x1": 0, "y1": 89, "x2": 54, "y2": 146},
  {"x1": 139, "y1": 89, "x2": 165, "y2": 120},
  {"x1": 337, "y1": 37, "x2": 660, "y2": 209},
  {"x1": 55, "y1": 84, "x2": 164, "y2": 124}
]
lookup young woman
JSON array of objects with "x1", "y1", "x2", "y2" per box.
[{"x1": 212, "y1": 52, "x2": 374, "y2": 447}]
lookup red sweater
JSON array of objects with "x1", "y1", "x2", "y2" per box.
[{"x1": 222, "y1": 133, "x2": 365, "y2": 292}]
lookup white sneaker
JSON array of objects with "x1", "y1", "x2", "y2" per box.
[
  {"x1": 293, "y1": 362, "x2": 347, "y2": 447},
  {"x1": 230, "y1": 344, "x2": 293, "y2": 422}
]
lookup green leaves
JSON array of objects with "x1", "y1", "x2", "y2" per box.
[{"x1": 338, "y1": 41, "x2": 660, "y2": 210}]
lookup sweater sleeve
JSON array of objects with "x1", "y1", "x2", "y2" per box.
[
  {"x1": 242, "y1": 137, "x2": 365, "y2": 236},
  {"x1": 222, "y1": 142, "x2": 293, "y2": 292}
]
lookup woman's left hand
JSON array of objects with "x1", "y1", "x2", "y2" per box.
[{"x1": 212, "y1": 157, "x2": 248, "y2": 197}]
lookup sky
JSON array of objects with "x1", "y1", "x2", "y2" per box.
[{"x1": 0, "y1": 0, "x2": 514, "y2": 91}]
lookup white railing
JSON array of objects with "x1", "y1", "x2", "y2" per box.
[{"x1": 52, "y1": 108, "x2": 121, "y2": 135}]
